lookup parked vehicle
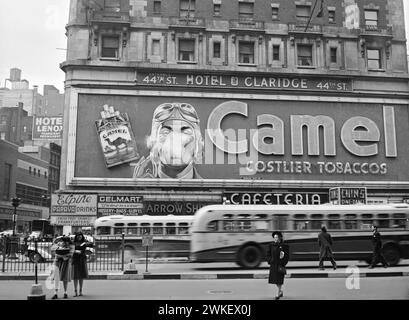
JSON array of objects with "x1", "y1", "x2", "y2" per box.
[{"x1": 25, "y1": 234, "x2": 96, "y2": 263}]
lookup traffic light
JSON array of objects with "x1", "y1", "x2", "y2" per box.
[{"x1": 11, "y1": 197, "x2": 21, "y2": 208}]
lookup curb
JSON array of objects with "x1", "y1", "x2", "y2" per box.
[{"x1": 0, "y1": 272, "x2": 407, "y2": 280}]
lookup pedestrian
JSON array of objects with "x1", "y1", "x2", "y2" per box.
[
  {"x1": 266, "y1": 231, "x2": 289, "y2": 300},
  {"x1": 51, "y1": 236, "x2": 73, "y2": 299},
  {"x1": 71, "y1": 232, "x2": 93, "y2": 297},
  {"x1": 318, "y1": 225, "x2": 337, "y2": 270},
  {"x1": 369, "y1": 225, "x2": 388, "y2": 268}
]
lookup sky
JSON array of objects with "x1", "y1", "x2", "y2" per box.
[{"x1": 0, "y1": 0, "x2": 409, "y2": 95}]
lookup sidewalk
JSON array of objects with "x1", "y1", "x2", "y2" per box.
[{"x1": 1, "y1": 264, "x2": 408, "y2": 280}]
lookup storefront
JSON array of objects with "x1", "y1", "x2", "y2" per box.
[{"x1": 0, "y1": 206, "x2": 42, "y2": 234}]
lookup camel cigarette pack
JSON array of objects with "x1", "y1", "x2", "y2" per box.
[{"x1": 95, "y1": 107, "x2": 140, "y2": 168}]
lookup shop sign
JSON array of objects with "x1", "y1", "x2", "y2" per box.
[
  {"x1": 0, "y1": 207, "x2": 41, "y2": 218},
  {"x1": 50, "y1": 216, "x2": 96, "y2": 226},
  {"x1": 143, "y1": 201, "x2": 217, "y2": 215},
  {"x1": 137, "y1": 72, "x2": 352, "y2": 92},
  {"x1": 329, "y1": 187, "x2": 367, "y2": 204},
  {"x1": 223, "y1": 192, "x2": 328, "y2": 205},
  {"x1": 51, "y1": 193, "x2": 97, "y2": 216},
  {"x1": 97, "y1": 194, "x2": 143, "y2": 216}
]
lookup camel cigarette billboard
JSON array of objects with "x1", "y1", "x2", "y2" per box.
[{"x1": 70, "y1": 93, "x2": 409, "y2": 185}]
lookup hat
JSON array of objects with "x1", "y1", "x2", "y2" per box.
[{"x1": 272, "y1": 231, "x2": 283, "y2": 238}]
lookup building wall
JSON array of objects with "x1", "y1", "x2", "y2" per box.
[
  {"x1": 58, "y1": 0, "x2": 409, "y2": 218},
  {"x1": 62, "y1": 0, "x2": 407, "y2": 76},
  {"x1": 0, "y1": 140, "x2": 47, "y2": 231}
]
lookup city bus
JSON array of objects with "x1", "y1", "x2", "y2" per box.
[
  {"x1": 94, "y1": 215, "x2": 194, "y2": 260},
  {"x1": 190, "y1": 204, "x2": 409, "y2": 268}
]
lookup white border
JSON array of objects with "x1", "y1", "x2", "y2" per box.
[{"x1": 66, "y1": 87, "x2": 409, "y2": 189}]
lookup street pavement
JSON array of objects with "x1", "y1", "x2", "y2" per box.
[
  {"x1": 0, "y1": 277, "x2": 408, "y2": 300},
  {"x1": 1, "y1": 260, "x2": 409, "y2": 280}
]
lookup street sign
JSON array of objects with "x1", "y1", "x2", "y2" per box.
[{"x1": 142, "y1": 235, "x2": 153, "y2": 247}]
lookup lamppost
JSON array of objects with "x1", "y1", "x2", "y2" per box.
[
  {"x1": 11, "y1": 197, "x2": 21, "y2": 236},
  {"x1": 8, "y1": 197, "x2": 21, "y2": 259}
]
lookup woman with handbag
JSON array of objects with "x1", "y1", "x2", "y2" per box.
[
  {"x1": 51, "y1": 236, "x2": 74, "y2": 299},
  {"x1": 71, "y1": 232, "x2": 93, "y2": 297},
  {"x1": 267, "y1": 231, "x2": 290, "y2": 300}
]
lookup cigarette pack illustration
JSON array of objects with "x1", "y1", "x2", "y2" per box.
[{"x1": 95, "y1": 104, "x2": 140, "y2": 168}]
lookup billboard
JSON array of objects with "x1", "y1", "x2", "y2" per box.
[
  {"x1": 32, "y1": 116, "x2": 63, "y2": 140},
  {"x1": 51, "y1": 193, "x2": 97, "y2": 216},
  {"x1": 97, "y1": 194, "x2": 143, "y2": 217},
  {"x1": 72, "y1": 94, "x2": 409, "y2": 184}
]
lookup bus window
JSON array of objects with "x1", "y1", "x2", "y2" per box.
[
  {"x1": 392, "y1": 213, "x2": 407, "y2": 228},
  {"x1": 166, "y1": 223, "x2": 176, "y2": 235},
  {"x1": 327, "y1": 214, "x2": 341, "y2": 230},
  {"x1": 207, "y1": 221, "x2": 218, "y2": 231},
  {"x1": 274, "y1": 215, "x2": 289, "y2": 231},
  {"x1": 345, "y1": 214, "x2": 358, "y2": 229},
  {"x1": 127, "y1": 228, "x2": 138, "y2": 235},
  {"x1": 97, "y1": 227, "x2": 111, "y2": 235},
  {"x1": 310, "y1": 214, "x2": 323, "y2": 230},
  {"x1": 223, "y1": 220, "x2": 235, "y2": 231},
  {"x1": 361, "y1": 214, "x2": 373, "y2": 229},
  {"x1": 141, "y1": 223, "x2": 151, "y2": 235},
  {"x1": 253, "y1": 220, "x2": 269, "y2": 230},
  {"x1": 294, "y1": 214, "x2": 308, "y2": 230},
  {"x1": 223, "y1": 214, "x2": 233, "y2": 219},
  {"x1": 377, "y1": 214, "x2": 390, "y2": 228},
  {"x1": 114, "y1": 223, "x2": 125, "y2": 235},
  {"x1": 237, "y1": 214, "x2": 250, "y2": 219},
  {"x1": 178, "y1": 223, "x2": 190, "y2": 234},
  {"x1": 153, "y1": 223, "x2": 163, "y2": 235},
  {"x1": 238, "y1": 220, "x2": 252, "y2": 231},
  {"x1": 254, "y1": 214, "x2": 267, "y2": 219},
  {"x1": 126, "y1": 223, "x2": 138, "y2": 235}
]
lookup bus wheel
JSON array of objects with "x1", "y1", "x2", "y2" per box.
[
  {"x1": 383, "y1": 245, "x2": 400, "y2": 266},
  {"x1": 238, "y1": 245, "x2": 262, "y2": 269}
]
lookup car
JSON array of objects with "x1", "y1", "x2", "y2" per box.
[
  {"x1": 0, "y1": 230, "x2": 14, "y2": 237},
  {"x1": 25, "y1": 234, "x2": 96, "y2": 263}
]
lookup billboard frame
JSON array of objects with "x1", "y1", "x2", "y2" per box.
[{"x1": 65, "y1": 87, "x2": 409, "y2": 189}]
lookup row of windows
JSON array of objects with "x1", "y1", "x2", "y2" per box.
[
  {"x1": 206, "y1": 213, "x2": 408, "y2": 232},
  {"x1": 97, "y1": 222, "x2": 191, "y2": 236},
  {"x1": 100, "y1": 35, "x2": 383, "y2": 69},
  {"x1": 16, "y1": 183, "x2": 48, "y2": 207},
  {"x1": 28, "y1": 166, "x2": 48, "y2": 179},
  {"x1": 145, "y1": 0, "x2": 381, "y2": 28}
]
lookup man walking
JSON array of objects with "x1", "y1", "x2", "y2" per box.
[
  {"x1": 318, "y1": 225, "x2": 337, "y2": 270},
  {"x1": 369, "y1": 225, "x2": 388, "y2": 268}
]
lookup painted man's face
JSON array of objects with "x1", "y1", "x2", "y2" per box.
[{"x1": 157, "y1": 119, "x2": 196, "y2": 166}]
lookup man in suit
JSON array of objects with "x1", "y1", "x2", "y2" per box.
[
  {"x1": 318, "y1": 225, "x2": 337, "y2": 270},
  {"x1": 368, "y1": 225, "x2": 388, "y2": 268}
]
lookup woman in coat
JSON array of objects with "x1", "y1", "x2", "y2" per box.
[
  {"x1": 71, "y1": 232, "x2": 93, "y2": 297},
  {"x1": 52, "y1": 236, "x2": 73, "y2": 299},
  {"x1": 266, "y1": 231, "x2": 290, "y2": 300}
]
